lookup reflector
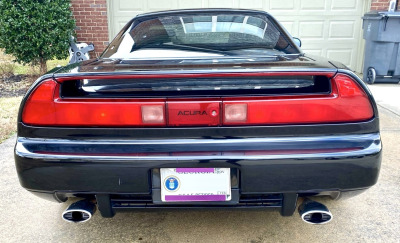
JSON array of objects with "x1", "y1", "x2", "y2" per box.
[
  {"x1": 141, "y1": 105, "x2": 164, "y2": 124},
  {"x1": 224, "y1": 104, "x2": 247, "y2": 123}
]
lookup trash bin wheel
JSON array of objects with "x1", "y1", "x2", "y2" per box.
[{"x1": 366, "y1": 67, "x2": 376, "y2": 84}]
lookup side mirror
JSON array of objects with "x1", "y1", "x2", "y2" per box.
[{"x1": 293, "y1": 37, "x2": 302, "y2": 47}]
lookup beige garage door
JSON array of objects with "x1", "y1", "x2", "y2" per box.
[{"x1": 107, "y1": 0, "x2": 368, "y2": 72}]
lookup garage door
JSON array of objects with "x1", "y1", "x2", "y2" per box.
[{"x1": 107, "y1": 0, "x2": 367, "y2": 72}]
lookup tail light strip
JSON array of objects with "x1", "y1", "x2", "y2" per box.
[
  {"x1": 223, "y1": 75, "x2": 373, "y2": 125},
  {"x1": 22, "y1": 74, "x2": 374, "y2": 127}
]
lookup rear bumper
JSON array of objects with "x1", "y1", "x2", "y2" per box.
[
  {"x1": 15, "y1": 133, "x2": 381, "y2": 195},
  {"x1": 15, "y1": 133, "x2": 381, "y2": 217}
]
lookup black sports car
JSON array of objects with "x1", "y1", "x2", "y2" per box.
[{"x1": 14, "y1": 9, "x2": 381, "y2": 224}]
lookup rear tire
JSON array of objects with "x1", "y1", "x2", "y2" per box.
[{"x1": 366, "y1": 67, "x2": 376, "y2": 84}]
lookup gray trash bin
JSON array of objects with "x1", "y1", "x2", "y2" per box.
[{"x1": 362, "y1": 11, "x2": 400, "y2": 84}]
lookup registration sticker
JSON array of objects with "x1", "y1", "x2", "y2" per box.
[{"x1": 160, "y1": 168, "x2": 231, "y2": 202}]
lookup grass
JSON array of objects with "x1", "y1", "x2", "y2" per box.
[
  {"x1": 48, "y1": 59, "x2": 69, "y2": 70},
  {"x1": 0, "y1": 54, "x2": 69, "y2": 143},
  {"x1": 0, "y1": 96, "x2": 23, "y2": 143},
  {"x1": 0, "y1": 58, "x2": 69, "y2": 143},
  {"x1": 14, "y1": 59, "x2": 69, "y2": 75}
]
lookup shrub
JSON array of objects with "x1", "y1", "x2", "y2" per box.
[{"x1": 0, "y1": 0, "x2": 75, "y2": 75}]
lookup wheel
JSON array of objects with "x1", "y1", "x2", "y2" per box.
[{"x1": 366, "y1": 67, "x2": 376, "y2": 84}]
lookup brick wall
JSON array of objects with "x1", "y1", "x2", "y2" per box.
[
  {"x1": 71, "y1": 0, "x2": 109, "y2": 57},
  {"x1": 371, "y1": 0, "x2": 400, "y2": 11}
]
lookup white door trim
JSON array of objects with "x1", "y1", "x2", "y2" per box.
[
  {"x1": 106, "y1": 0, "x2": 113, "y2": 42},
  {"x1": 355, "y1": 0, "x2": 372, "y2": 73}
]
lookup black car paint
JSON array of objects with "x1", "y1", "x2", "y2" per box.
[{"x1": 14, "y1": 9, "x2": 381, "y2": 218}]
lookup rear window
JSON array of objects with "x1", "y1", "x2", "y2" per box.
[{"x1": 102, "y1": 12, "x2": 300, "y2": 59}]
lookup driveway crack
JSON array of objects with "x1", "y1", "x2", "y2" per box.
[{"x1": 377, "y1": 104, "x2": 400, "y2": 118}]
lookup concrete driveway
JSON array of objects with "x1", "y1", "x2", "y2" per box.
[
  {"x1": 1, "y1": 83, "x2": 399, "y2": 243},
  {"x1": 367, "y1": 83, "x2": 400, "y2": 116}
]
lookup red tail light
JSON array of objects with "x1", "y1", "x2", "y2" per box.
[
  {"x1": 22, "y1": 81, "x2": 57, "y2": 125},
  {"x1": 22, "y1": 73, "x2": 374, "y2": 127},
  {"x1": 22, "y1": 81, "x2": 166, "y2": 127},
  {"x1": 223, "y1": 74, "x2": 373, "y2": 125}
]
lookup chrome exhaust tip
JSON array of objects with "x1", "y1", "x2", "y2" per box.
[
  {"x1": 298, "y1": 198, "x2": 332, "y2": 225},
  {"x1": 62, "y1": 200, "x2": 96, "y2": 223}
]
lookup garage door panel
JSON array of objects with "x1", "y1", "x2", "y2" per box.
[
  {"x1": 178, "y1": 0, "x2": 203, "y2": 9},
  {"x1": 207, "y1": 0, "x2": 236, "y2": 8},
  {"x1": 280, "y1": 21, "x2": 296, "y2": 36},
  {"x1": 302, "y1": 39, "x2": 360, "y2": 44},
  {"x1": 275, "y1": 15, "x2": 362, "y2": 24},
  {"x1": 300, "y1": 0, "x2": 328, "y2": 10},
  {"x1": 269, "y1": 0, "x2": 296, "y2": 11},
  {"x1": 276, "y1": 16, "x2": 362, "y2": 49},
  {"x1": 298, "y1": 21, "x2": 325, "y2": 39},
  {"x1": 112, "y1": 17, "x2": 135, "y2": 38},
  {"x1": 327, "y1": 49, "x2": 354, "y2": 67},
  {"x1": 118, "y1": 0, "x2": 145, "y2": 11},
  {"x1": 331, "y1": 0, "x2": 358, "y2": 11},
  {"x1": 302, "y1": 43, "x2": 359, "y2": 69},
  {"x1": 267, "y1": 0, "x2": 363, "y2": 15},
  {"x1": 301, "y1": 49, "x2": 323, "y2": 57},
  {"x1": 147, "y1": 0, "x2": 177, "y2": 11},
  {"x1": 238, "y1": 0, "x2": 265, "y2": 10},
  {"x1": 107, "y1": 0, "x2": 365, "y2": 71},
  {"x1": 329, "y1": 21, "x2": 356, "y2": 39}
]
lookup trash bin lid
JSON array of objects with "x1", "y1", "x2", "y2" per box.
[{"x1": 362, "y1": 10, "x2": 400, "y2": 19}]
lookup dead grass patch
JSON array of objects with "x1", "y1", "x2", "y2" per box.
[
  {"x1": 0, "y1": 96, "x2": 22, "y2": 142},
  {"x1": 0, "y1": 51, "x2": 69, "y2": 143},
  {"x1": 0, "y1": 50, "x2": 16, "y2": 79},
  {"x1": 0, "y1": 76, "x2": 32, "y2": 97}
]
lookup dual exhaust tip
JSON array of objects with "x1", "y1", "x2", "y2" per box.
[
  {"x1": 62, "y1": 198, "x2": 332, "y2": 224},
  {"x1": 298, "y1": 198, "x2": 333, "y2": 225}
]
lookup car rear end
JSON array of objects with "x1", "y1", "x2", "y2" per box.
[
  {"x1": 14, "y1": 68, "x2": 381, "y2": 217},
  {"x1": 14, "y1": 9, "x2": 381, "y2": 222}
]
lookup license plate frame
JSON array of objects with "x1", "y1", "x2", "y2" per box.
[{"x1": 160, "y1": 168, "x2": 231, "y2": 202}]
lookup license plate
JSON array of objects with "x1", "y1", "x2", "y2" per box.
[{"x1": 160, "y1": 168, "x2": 231, "y2": 202}]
